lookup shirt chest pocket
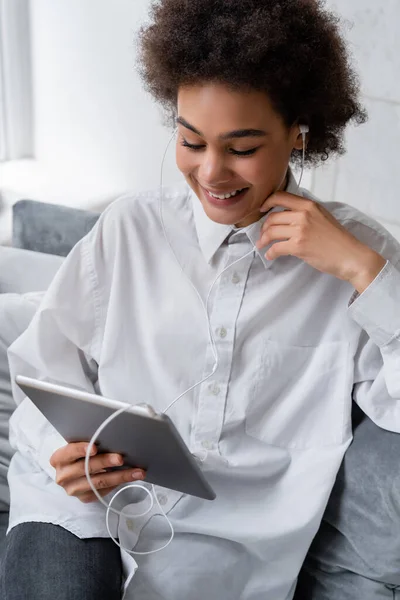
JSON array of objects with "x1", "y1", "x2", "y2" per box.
[{"x1": 245, "y1": 339, "x2": 352, "y2": 449}]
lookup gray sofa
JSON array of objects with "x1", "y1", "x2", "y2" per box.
[
  {"x1": 0, "y1": 250, "x2": 63, "y2": 551},
  {"x1": 0, "y1": 199, "x2": 399, "y2": 598},
  {"x1": 0, "y1": 200, "x2": 99, "y2": 556}
]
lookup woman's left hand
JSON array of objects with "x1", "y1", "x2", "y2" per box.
[{"x1": 257, "y1": 192, "x2": 387, "y2": 294}]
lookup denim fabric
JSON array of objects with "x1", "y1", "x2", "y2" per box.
[
  {"x1": 0, "y1": 512, "x2": 8, "y2": 563},
  {"x1": 0, "y1": 522, "x2": 123, "y2": 600}
]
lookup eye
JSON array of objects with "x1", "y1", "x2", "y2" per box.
[
  {"x1": 230, "y1": 148, "x2": 259, "y2": 157},
  {"x1": 180, "y1": 140, "x2": 205, "y2": 151},
  {"x1": 180, "y1": 138, "x2": 260, "y2": 157}
]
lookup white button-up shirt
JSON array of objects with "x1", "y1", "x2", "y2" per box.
[{"x1": 7, "y1": 170, "x2": 400, "y2": 600}]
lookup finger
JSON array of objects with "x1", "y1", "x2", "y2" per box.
[
  {"x1": 260, "y1": 193, "x2": 313, "y2": 213},
  {"x1": 63, "y1": 468, "x2": 145, "y2": 497},
  {"x1": 265, "y1": 240, "x2": 295, "y2": 260},
  {"x1": 256, "y1": 225, "x2": 294, "y2": 249},
  {"x1": 50, "y1": 442, "x2": 97, "y2": 468},
  {"x1": 261, "y1": 210, "x2": 302, "y2": 231},
  {"x1": 78, "y1": 487, "x2": 118, "y2": 504},
  {"x1": 56, "y1": 453, "x2": 124, "y2": 485}
]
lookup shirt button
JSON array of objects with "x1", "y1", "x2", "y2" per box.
[
  {"x1": 231, "y1": 273, "x2": 241, "y2": 284},
  {"x1": 208, "y1": 382, "x2": 220, "y2": 396},
  {"x1": 202, "y1": 440, "x2": 213, "y2": 450},
  {"x1": 126, "y1": 518, "x2": 135, "y2": 531},
  {"x1": 157, "y1": 494, "x2": 168, "y2": 506},
  {"x1": 216, "y1": 327, "x2": 227, "y2": 339}
]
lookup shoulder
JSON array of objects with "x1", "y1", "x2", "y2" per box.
[
  {"x1": 82, "y1": 180, "x2": 192, "y2": 265},
  {"x1": 101, "y1": 180, "x2": 191, "y2": 230},
  {"x1": 302, "y1": 187, "x2": 400, "y2": 264}
]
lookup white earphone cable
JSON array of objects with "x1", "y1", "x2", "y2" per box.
[{"x1": 84, "y1": 125, "x2": 307, "y2": 556}]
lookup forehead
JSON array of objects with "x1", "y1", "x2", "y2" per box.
[{"x1": 177, "y1": 83, "x2": 283, "y2": 132}]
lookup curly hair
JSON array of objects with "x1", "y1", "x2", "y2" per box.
[{"x1": 138, "y1": 0, "x2": 367, "y2": 166}]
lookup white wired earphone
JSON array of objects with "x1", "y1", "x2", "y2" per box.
[{"x1": 84, "y1": 122, "x2": 309, "y2": 557}]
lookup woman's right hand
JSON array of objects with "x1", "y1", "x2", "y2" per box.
[{"x1": 50, "y1": 442, "x2": 146, "y2": 503}]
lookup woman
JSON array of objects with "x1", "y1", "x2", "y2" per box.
[{"x1": 1, "y1": 1, "x2": 399, "y2": 599}]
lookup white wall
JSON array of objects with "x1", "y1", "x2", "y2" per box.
[
  {"x1": 311, "y1": 0, "x2": 400, "y2": 240},
  {"x1": 30, "y1": 0, "x2": 181, "y2": 199},
  {"x1": 1, "y1": 0, "x2": 311, "y2": 218},
  {"x1": 0, "y1": 0, "x2": 181, "y2": 220},
  {"x1": 1, "y1": 0, "x2": 397, "y2": 241}
]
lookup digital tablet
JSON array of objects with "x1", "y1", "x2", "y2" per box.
[{"x1": 15, "y1": 375, "x2": 216, "y2": 501}]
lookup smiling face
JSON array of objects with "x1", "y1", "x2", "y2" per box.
[{"x1": 176, "y1": 83, "x2": 304, "y2": 228}]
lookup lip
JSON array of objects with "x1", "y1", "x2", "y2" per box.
[{"x1": 199, "y1": 184, "x2": 249, "y2": 208}]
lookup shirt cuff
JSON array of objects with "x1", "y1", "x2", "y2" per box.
[{"x1": 348, "y1": 260, "x2": 400, "y2": 347}]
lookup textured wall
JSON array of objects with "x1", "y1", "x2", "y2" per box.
[{"x1": 310, "y1": 1, "x2": 400, "y2": 240}]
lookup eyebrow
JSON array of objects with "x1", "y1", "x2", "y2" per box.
[{"x1": 176, "y1": 116, "x2": 267, "y2": 140}]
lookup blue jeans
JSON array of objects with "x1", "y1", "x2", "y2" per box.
[
  {"x1": 0, "y1": 522, "x2": 123, "y2": 600},
  {"x1": 0, "y1": 512, "x2": 9, "y2": 563}
]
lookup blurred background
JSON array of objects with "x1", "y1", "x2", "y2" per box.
[{"x1": 0, "y1": 0, "x2": 399, "y2": 244}]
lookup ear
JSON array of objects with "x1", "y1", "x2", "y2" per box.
[{"x1": 293, "y1": 129, "x2": 307, "y2": 151}]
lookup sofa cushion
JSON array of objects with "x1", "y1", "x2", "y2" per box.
[
  {"x1": 0, "y1": 247, "x2": 63, "y2": 294},
  {"x1": 13, "y1": 200, "x2": 100, "y2": 257},
  {"x1": 0, "y1": 292, "x2": 44, "y2": 510},
  {"x1": 296, "y1": 402, "x2": 400, "y2": 595},
  {"x1": 0, "y1": 247, "x2": 62, "y2": 510}
]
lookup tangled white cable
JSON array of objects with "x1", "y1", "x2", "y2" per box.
[
  {"x1": 84, "y1": 408, "x2": 173, "y2": 555},
  {"x1": 84, "y1": 124, "x2": 307, "y2": 556}
]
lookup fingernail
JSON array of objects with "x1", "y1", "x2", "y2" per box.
[
  {"x1": 132, "y1": 471, "x2": 145, "y2": 480},
  {"x1": 111, "y1": 455, "x2": 122, "y2": 466}
]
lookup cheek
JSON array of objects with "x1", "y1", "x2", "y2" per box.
[
  {"x1": 238, "y1": 156, "x2": 272, "y2": 186},
  {"x1": 250, "y1": 148, "x2": 290, "y2": 184},
  {"x1": 238, "y1": 162, "x2": 264, "y2": 184},
  {"x1": 176, "y1": 145, "x2": 196, "y2": 175}
]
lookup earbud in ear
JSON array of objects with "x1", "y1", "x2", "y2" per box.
[{"x1": 296, "y1": 125, "x2": 309, "y2": 194}]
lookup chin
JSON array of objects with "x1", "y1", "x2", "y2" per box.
[{"x1": 200, "y1": 201, "x2": 247, "y2": 225}]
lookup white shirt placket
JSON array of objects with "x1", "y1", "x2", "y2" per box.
[{"x1": 192, "y1": 235, "x2": 255, "y2": 458}]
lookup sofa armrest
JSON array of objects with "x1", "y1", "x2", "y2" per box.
[{"x1": 0, "y1": 247, "x2": 63, "y2": 294}]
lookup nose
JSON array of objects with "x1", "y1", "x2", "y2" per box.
[{"x1": 197, "y1": 148, "x2": 232, "y2": 185}]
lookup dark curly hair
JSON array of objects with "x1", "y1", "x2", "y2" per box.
[{"x1": 138, "y1": 0, "x2": 367, "y2": 166}]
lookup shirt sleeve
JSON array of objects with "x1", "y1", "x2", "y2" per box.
[
  {"x1": 348, "y1": 258, "x2": 400, "y2": 432},
  {"x1": 7, "y1": 224, "x2": 103, "y2": 481}
]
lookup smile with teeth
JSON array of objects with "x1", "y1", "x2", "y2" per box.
[{"x1": 207, "y1": 187, "x2": 247, "y2": 200}]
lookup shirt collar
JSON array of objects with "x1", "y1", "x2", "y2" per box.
[{"x1": 191, "y1": 168, "x2": 301, "y2": 268}]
